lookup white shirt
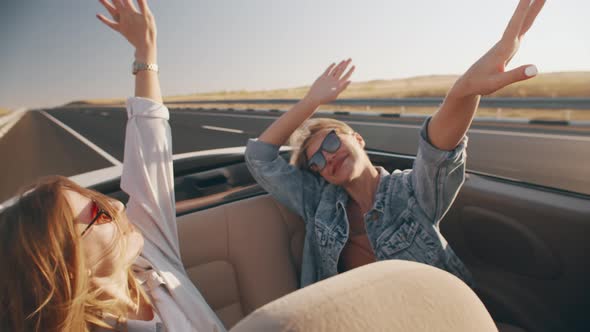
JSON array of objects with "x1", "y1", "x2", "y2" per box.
[{"x1": 118, "y1": 97, "x2": 226, "y2": 332}]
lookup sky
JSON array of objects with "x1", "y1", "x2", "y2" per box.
[{"x1": 1, "y1": 0, "x2": 589, "y2": 110}]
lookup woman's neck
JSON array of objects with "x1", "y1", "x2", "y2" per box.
[
  {"x1": 343, "y1": 165, "x2": 380, "y2": 214},
  {"x1": 91, "y1": 270, "x2": 138, "y2": 312}
]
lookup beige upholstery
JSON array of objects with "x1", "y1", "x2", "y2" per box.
[
  {"x1": 177, "y1": 195, "x2": 305, "y2": 328},
  {"x1": 178, "y1": 194, "x2": 518, "y2": 331},
  {"x1": 230, "y1": 260, "x2": 498, "y2": 332}
]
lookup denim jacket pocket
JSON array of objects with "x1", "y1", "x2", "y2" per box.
[
  {"x1": 315, "y1": 223, "x2": 340, "y2": 250},
  {"x1": 314, "y1": 223, "x2": 342, "y2": 277},
  {"x1": 375, "y1": 210, "x2": 441, "y2": 265}
]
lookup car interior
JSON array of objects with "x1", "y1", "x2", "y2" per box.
[{"x1": 92, "y1": 149, "x2": 590, "y2": 332}]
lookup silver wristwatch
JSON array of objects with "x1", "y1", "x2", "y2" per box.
[{"x1": 132, "y1": 61, "x2": 159, "y2": 75}]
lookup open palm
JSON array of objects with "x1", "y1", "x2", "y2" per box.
[
  {"x1": 305, "y1": 59, "x2": 355, "y2": 106},
  {"x1": 454, "y1": 0, "x2": 545, "y2": 97},
  {"x1": 97, "y1": 0, "x2": 156, "y2": 53}
]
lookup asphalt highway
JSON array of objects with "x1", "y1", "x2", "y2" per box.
[{"x1": 1, "y1": 106, "x2": 588, "y2": 202}]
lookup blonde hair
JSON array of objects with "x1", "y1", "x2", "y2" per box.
[
  {"x1": 0, "y1": 176, "x2": 150, "y2": 332},
  {"x1": 289, "y1": 118, "x2": 355, "y2": 169}
]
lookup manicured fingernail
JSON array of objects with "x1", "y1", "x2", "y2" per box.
[{"x1": 525, "y1": 65, "x2": 538, "y2": 77}]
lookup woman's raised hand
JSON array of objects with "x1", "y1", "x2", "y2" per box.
[
  {"x1": 304, "y1": 59, "x2": 355, "y2": 106},
  {"x1": 451, "y1": 0, "x2": 545, "y2": 98},
  {"x1": 97, "y1": 0, "x2": 156, "y2": 57}
]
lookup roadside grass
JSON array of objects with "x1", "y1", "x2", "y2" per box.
[
  {"x1": 163, "y1": 71, "x2": 590, "y2": 101},
  {"x1": 74, "y1": 72, "x2": 590, "y2": 120}
]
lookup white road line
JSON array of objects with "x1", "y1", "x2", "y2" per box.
[
  {"x1": 0, "y1": 111, "x2": 27, "y2": 139},
  {"x1": 202, "y1": 125, "x2": 244, "y2": 134},
  {"x1": 183, "y1": 111, "x2": 590, "y2": 142},
  {"x1": 40, "y1": 111, "x2": 123, "y2": 166},
  {"x1": 185, "y1": 111, "x2": 277, "y2": 121}
]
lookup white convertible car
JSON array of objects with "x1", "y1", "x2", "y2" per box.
[{"x1": 70, "y1": 145, "x2": 589, "y2": 332}]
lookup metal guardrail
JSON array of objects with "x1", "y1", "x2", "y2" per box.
[
  {"x1": 167, "y1": 97, "x2": 590, "y2": 110},
  {"x1": 166, "y1": 106, "x2": 590, "y2": 127}
]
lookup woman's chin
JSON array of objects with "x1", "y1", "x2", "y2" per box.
[
  {"x1": 126, "y1": 230, "x2": 144, "y2": 262},
  {"x1": 330, "y1": 164, "x2": 354, "y2": 185}
]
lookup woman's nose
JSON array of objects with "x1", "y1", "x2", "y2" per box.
[{"x1": 322, "y1": 150, "x2": 336, "y2": 160}]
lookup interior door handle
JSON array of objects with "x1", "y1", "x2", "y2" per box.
[{"x1": 190, "y1": 171, "x2": 228, "y2": 189}]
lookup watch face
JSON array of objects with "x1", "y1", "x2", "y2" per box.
[{"x1": 132, "y1": 61, "x2": 143, "y2": 74}]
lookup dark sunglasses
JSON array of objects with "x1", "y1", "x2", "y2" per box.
[
  {"x1": 307, "y1": 130, "x2": 341, "y2": 172},
  {"x1": 80, "y1": 200, "x2": 113, "y2": 236}
]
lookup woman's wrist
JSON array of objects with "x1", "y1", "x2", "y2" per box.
[
  {"x1": 446, "y1": 76, "x2": 479, "y2": 100},
  {"x1": 441, "y1": 79, "x2": 481, "y2": 114},
  {"x1": 135, "y1": 44, "x2": 158, "y2": 63},
  {"x1": 301, "y1": 94, "x2": 322, "y2": 110},
  {"x1": 299, "y1": 97, "x2": 322, "y2": 114}
]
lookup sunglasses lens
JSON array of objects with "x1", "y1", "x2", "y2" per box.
[
  {"x1": 91, "y1": 201, "x2": 113, "y2": 224},
  {"x1": 90, "y1": 201, "x2": 99, "y2": 220},
  {"x1": 98, "y1": 213, "x2": 113, "y2": 224},
  {"x1": 322, "y1": 131, "x2": 340, "y2": 152},
  {"x1": 308, "y1": 153, "x2": 326, "y2": 172}
]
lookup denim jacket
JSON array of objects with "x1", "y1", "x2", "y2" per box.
[{"x1": 245, "y1": 117, "x2": 473, "y2": 288}]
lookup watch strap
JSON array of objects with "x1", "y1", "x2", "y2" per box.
[{"x1": 132, "y1": 61, "x2": 159, "y2": 75}]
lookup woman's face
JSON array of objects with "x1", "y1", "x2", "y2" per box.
[
  {"x1": 64, "y1": 190, "x2": 143, "y2": 276},
  {"x1": 305, "y1": 129, "x2": 369, "y2": 185}
]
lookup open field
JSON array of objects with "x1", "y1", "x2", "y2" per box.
[
  {"x1": 0, "y1": 108, "x2": 10, "y2": 116},
  {"x1": 162, "y1": 72, "x2": 590, "y2": 102},
  {"x1": 72, "y1": 72, "x2": 589, "y2": 120},
  {"x1": 76, "y1": 72, "x2": 590, "y2": 106}
]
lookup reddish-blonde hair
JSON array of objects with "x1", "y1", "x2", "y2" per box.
[{"x1": 0, "y1": 176, "x2": 149, "y2": 332}]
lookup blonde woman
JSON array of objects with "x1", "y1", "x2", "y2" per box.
[
  {"x1": 0, "y1": 0, "x2": 224, "y2": 331},
  {"x1": 245, "y1": 0, "x2": 545, "y2": 288}
]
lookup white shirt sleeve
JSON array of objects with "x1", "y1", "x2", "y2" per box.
[{"x1": 120, "y1": 97, "x2": 182, "y2": 267}]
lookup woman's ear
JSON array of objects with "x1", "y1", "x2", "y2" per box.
[{"x1": 353, "y1": 132, "x2": 365, "y2": 149}]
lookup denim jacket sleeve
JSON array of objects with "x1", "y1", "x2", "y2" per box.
[
  {"x1": 410, "y1": 117, "x2": 468, "y2": 225},
  {"x1": 245, "y1": 138, "x2": 323, "y2": 218}
]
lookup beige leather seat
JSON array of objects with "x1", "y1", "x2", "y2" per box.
[
  {"x1": 177, "y1": 194, "x2": 517, "y2": 331},
  {"x1": 177, "y1": 195, "x2": 305, "y2": 328}
]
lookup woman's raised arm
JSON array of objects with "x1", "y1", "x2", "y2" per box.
[
  {"x1": 428, "y1": 0, "x2": 545, "y2": 151},
  {"x1": 257, "y1": 59, "x2": 355, "y2": 146},
  {"x1": 97, "y1": 0, "x2": 181, "y2": 263},
  {"x1": 97, "y1": 0, "x2": 162, "y2": 102}
]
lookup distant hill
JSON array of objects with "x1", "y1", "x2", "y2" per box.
[{"x1": 78, "y1": 71, "x2": 590, "y2": 106}]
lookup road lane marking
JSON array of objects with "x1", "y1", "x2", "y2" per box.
[
  {"x1": 0, "y1": 109, "x2": 27, "y2": 139},
  {"x1": 40, "y1": 111, "x2": 123, "y2": 166},
  {"x1": 180, "y1": 111, "x2": 590, "y2": 142},
  {"x1": 202, "y1": 125, "x2": 244, "y2": 134}
]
